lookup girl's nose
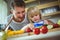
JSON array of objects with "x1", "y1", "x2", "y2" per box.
[{"x1": 34, "y1": 16, "x2": 37, "y2": 19}]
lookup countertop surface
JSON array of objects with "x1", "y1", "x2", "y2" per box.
[
  {"x1": 7, "y1": 31, "x2": 60, "y2": 40},
  {"x1": 0, "y1": 28, "x2": 60, "y2": 40},
  {"x1": 7, "y1": 28, "x2": 60, "y2": 40}
]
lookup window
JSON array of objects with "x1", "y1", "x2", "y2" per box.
[
  {"x1": 0, "y1": 0, "x2": 8, "y2": 30},
  {"x1": 0, "y1": 0, "x2": 8, "y2": 24}
]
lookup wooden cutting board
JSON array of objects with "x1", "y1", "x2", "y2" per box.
[
  {"x1": 48, "y1": 27, "x2": 60, "y2": 32},
  {"x1": 8, "y1": 27, "x2": 60, "y2": 38}
]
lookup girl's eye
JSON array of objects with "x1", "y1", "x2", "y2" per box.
[
  {"x1": 35, "y1": 15, "x2": 38, "y2": 16},
  {"x1": 31, "y1": 16, "x2": 34, "y2": 18}
]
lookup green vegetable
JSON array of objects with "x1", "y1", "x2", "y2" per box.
[
  {"x1": 57, "y1": 20, "x2": 60, "y2": 25},
  {"x1": 47, "y1": 25, "x2": 53, "y2": 29},
  {"x1": 1, "y1": 31, "x2": 7, "y2": 40}
]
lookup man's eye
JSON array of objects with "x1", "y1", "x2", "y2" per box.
[
  {"x1": 22, "y1": 11, "x2": 25, "y2": 13},
  {"x1": 17, "y1": 12, "x2": 20, "y2": 14}
]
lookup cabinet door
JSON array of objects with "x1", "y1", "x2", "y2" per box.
[
  {"x1": 40, "y1": 0, "x2": 57, "y2": 4},
  {"x1": 58, "y1": 0, "x2": 60, "y2": 7}
]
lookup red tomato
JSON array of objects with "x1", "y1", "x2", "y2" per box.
[
  {"x1": 25, "y1": 28, "x2": 32, "y2": 33},
  {"x1": 33, "y1": 28, "x2": 40, "y2": 35},
  {"x1": 40, "y1": 26, "x2": 48, "y2": 34},
  {"x1": 53, "y1": 24, "x2": 59, "y2": 28}
]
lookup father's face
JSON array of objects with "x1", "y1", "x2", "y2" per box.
[{"x1": 12, "y1": 6, "x2": 25, "y2": 22}]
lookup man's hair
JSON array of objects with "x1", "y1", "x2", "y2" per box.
[{"x1": 11, "y1": 0, "x2": 25, "y2": 9}]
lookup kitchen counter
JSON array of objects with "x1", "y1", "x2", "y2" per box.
[{"x1": 7, "y1": 28, "x2": 60, "y2": 40}]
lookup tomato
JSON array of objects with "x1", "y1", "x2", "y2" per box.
[
  {"x1": 33, "y1": 28, "x2": 40, "y2": 35},
  {"x1": 25, "y1": 28, "x2": 32, "y2": 33},
  {"x1": 40, "y1": 26, "x2": 48, "y2": 34},
  {"x1": 53, "y1": 24, "x2": 59, "y2": 28}
]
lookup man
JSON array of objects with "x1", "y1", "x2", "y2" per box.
[{"x1": 2, "y1": 0, "x2": 29, "y2": 31}]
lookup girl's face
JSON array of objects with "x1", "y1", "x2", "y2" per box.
[{"x1": 30, "y1": 14, "x2": 41, "y2": 22}]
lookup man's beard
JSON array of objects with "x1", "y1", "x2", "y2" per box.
[
  {"x1": 13, "y1": 16, "x2": 25, "y2": 22},
  {"x1": 17, "y1": 17, "x2": 25, "y2": 22}
]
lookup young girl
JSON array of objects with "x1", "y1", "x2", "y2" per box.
[{"x1": 21, "y1": 7, "x2": 54, "y2": 30}]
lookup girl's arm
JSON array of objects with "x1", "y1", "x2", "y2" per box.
[
  {"x1": 44, "y1": 19, "x2": 54, "y2": 25},
  {"x1": 21, "y1": 23, "x2": 34, "y2": 31},
  {"x1": 21, "y1": 23, "x2": 30, "y2": 30}
]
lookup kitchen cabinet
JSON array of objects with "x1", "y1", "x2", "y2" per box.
[
  {"x1": 24, "y1": 0, "x2": 36, "y2": 3},
  {"x1": 25, "y1": 0, "x2": 60, "y2": 17},
  {"x1": 58, "y1": 0, "x2": 60, "y2": 7}
]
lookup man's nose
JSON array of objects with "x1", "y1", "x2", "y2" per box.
[{"x1": 20, "y1": 13, "x2": 24, "y2": 17}]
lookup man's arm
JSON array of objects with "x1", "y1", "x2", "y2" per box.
[{"x1": 1, "y1": 24, "x2": 13, "y2": 31}]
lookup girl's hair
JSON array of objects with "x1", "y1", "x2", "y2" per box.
[{"x1": 27, "y1": 7, "x2": 42, "y2": 23}]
